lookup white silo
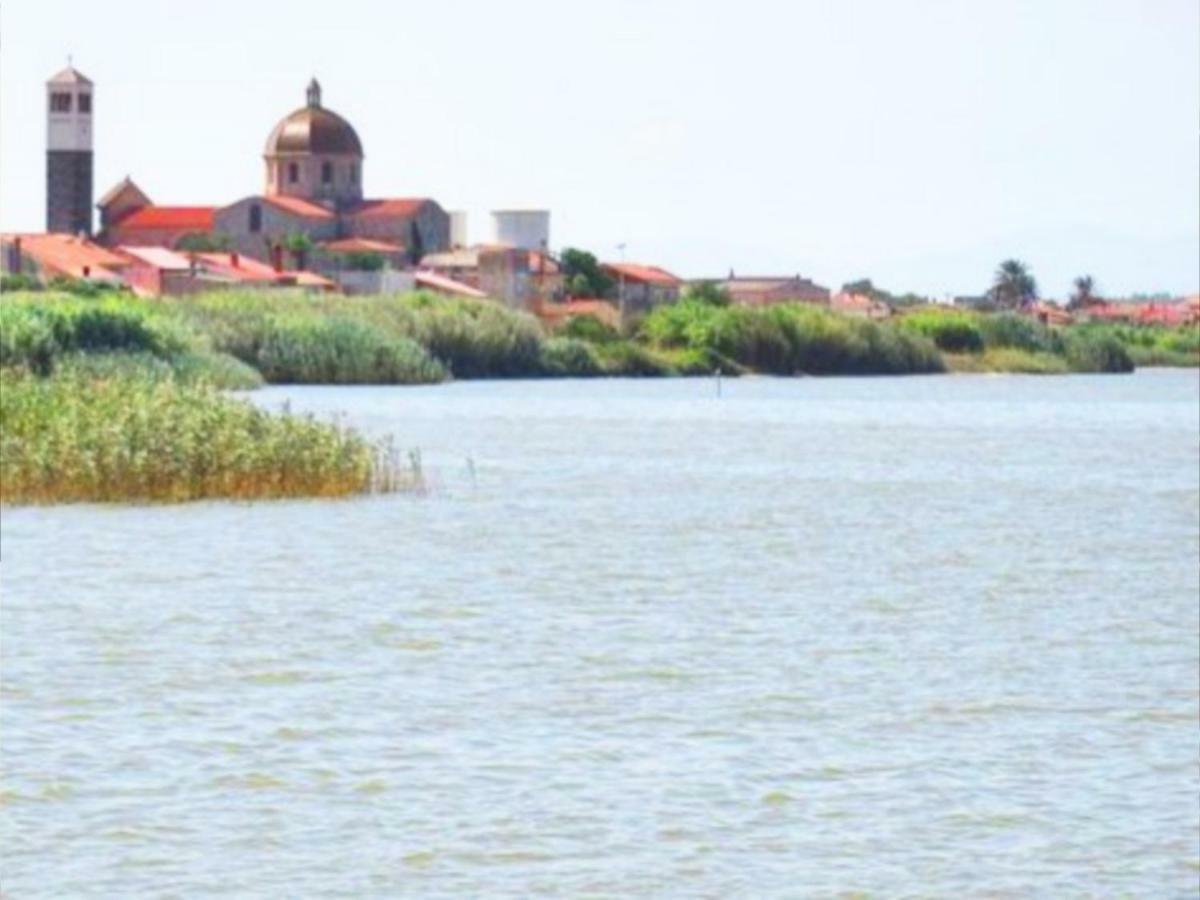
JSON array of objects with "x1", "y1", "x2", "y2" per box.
[
  {"x1": 490, "y1": 210, "x2": 550, "y2": 251},
  {"x1": 449, "y1": 210, "x2": 469, "y2": 248}
]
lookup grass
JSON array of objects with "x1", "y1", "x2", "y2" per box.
[{"x1": 0, "y1": 367, "x2": 417, "y2": 504}]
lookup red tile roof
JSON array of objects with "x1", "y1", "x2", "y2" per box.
[
  {"x1": 321, "y1": 237, "x2": 405, "y2": 254},
  {"x1": 263, "y1": 195, "x2": 336, "y2": 219},
  {"x1": 351, "y1": 198, "x2": 430, "y2": 218},
  {"x1": 537, "y1": 299, "x2": 620, "y2": 328},
  {"x1": 111, "y1": 206, "x2": 215, "y2": 231},
  {"x1": 194, "y1": 252, "x2": 281, "y2": 282},
  {"x1": 602, "y1": 262, "x2": 681, "y2": 286},
  {"x1": 2, "y1": 233, "x2": 129, "y2": 279},
  {"x1": 414, "y1": 270, "x2": 488, "y2": 298}
]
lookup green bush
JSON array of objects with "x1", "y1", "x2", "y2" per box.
[
  {"x1": 0, "y1": 297, "x2": 195, "y2": 374},
  {"x1": 561, "y1": 314, "x2": 621, "y2": 344},
  {"x1": 539, "y1": 337, "x2": 605, "y2": 377},
  {"x1": 1, "y1": 273, "x2": 41, "y2": 292},
  {"x1": 898, "y1": 309, "x2": 984, "y2": 353},
  {"x1": 977, "y1": 313, "x2": 1063, "y2": 354},
  {"x1": 252, "y1": 317, "x2": 446, "y2": 384},
  {"x1": 1063, "y1": 332, "x2": 1134, "y2": 373},
  {"x1": 641, "y1": 300, "x2": 943, "y2": 375}
]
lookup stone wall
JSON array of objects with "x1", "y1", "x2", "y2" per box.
[{"x1": 214, "y1": 197, "x2": 340, "y2": 261}]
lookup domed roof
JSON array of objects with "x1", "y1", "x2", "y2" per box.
[{"x1": 264, "y1": 79, "x2": 363, "y2": 157}]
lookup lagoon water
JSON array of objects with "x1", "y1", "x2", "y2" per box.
[{"x1": 2, "y1": 371, "x2": 1198, "y2": 897}]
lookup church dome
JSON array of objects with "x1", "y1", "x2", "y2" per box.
[{"x1": 264, "y1": 79, "x2": 363, "y2": 157}]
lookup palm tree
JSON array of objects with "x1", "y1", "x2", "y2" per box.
[
  {"x1": 991, "y1": 259, "x2": 1037, "y2": 309},
  {"x1": 1069, "y1": 275, "x2": 1096, "y2": 309}
]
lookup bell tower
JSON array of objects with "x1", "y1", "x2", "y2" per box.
[{"x1": 46, "y1": 63, "x2": 94, "y2": 235}]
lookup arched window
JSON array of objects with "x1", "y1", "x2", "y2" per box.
[
  {"x1": 288, "y1": 162, "x2": 299, "y2": 184},
  {"x1": 321, "y1": 161, "x2": 333, "y2": 185},
  {"x1": 249, "y1": 204, "x2": 262, "y2": 233}
]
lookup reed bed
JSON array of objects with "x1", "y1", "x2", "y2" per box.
[
  {"x1": 0, "y1": 369, "x2": 418, "y2": 504},
  {"x1": 640, "y1": 300, "x2": 945, "y2": 375}
]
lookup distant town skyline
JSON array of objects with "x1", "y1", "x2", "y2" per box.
[{"x1": 1, "y1": 0, "x2": 1196, "y2": 298}]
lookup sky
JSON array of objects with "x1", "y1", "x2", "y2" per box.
[{"x1": 1, "y1": 0, "x2": 1197, "y2": 298}]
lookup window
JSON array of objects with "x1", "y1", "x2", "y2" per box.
[
  {"x1": 249, "y1": 204, "x2": 262, "y2": 233},
  {"x1": 50, "y1": 92, "x2": 71, "y2": 112},
  {"x1": 321, "y1": 161, "x2": 332, "y2": 185},
  {"x1": 350, "y1": 164, "x2": 358, "y2": 185},
  {"x1": 288, "y1": 162, "x2": 298, "y2": 184},
  {"x1": 78, "y1": 94, "x2": 91, "y2": 114}
]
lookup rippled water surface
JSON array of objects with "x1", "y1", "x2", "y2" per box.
[{"x1": 3, "y1": 372, "x2": 1198, "y2": 897}]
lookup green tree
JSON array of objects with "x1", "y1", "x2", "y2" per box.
[
  {"x1": 561, "y1": 248, "x2": 615, "y2": 298},
  {"x1": 990, "y1": 259, "x2": 1038, "y2": 309},
  {"x1": 284, "y1": 232, "x2": 314, "y2": 270}
]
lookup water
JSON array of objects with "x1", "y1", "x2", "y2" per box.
[{"x1": 2, "y1": 371, "x2": 1198, "y2": 897}]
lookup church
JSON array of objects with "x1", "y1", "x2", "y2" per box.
[{"x1": 86, "y1": 76, "x2": 450, "y2": 266}]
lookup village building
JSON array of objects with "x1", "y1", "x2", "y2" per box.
[
  {"x1": 93, "y1": 79, "x2": 451, "y2": 275},
  {"x1": 709, "y1": 273, "x2": 830, "y2": 306},
  {"x1": 830, "y1": 291, "x2": 891, "y2": 319},
  {"x1": 602, "y1": 263, "x2": 683, "y2": 313}
]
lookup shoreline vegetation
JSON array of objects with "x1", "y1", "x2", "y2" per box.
[{"x1": 0, "y1": 289, "x2": 1195, "y2": 504}]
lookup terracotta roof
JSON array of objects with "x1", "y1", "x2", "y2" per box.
[
  {"x1": 603, "y1": 262, "x2": 681, "y2": 286},
  {"x1": 537, "y1": 299, "x2": 619, "y2": 328},
  {"x1": 414, "y1": 270, "x2": 488, "y2": 298},
  {"x1": 194, "y1": 252, "x2": 281, "y2": 282},
  {"x1": 48, "y1": 66, "x2": 92, "y2": 86},
  {"x1": 293, "y1": 270, "x2": 337, "y2": 290},
  {"x1": 351, "y1": 198, "x2": 430, "y2": 219},
  {"x1": 263, "y1": 195, "x2": 336, "y2": 219},
  {"x1": 97, "y1": 176, "x2": 150, "y2": 209},
  {"x1": 321, "y1": 237, "x2": 404, "y2": 254},
  {"x1": 2, "y1": 233, "x2": 128, "y2": 278},
  {"x1": 117, "y1": 246, "x2": 192, "y2": 270},
  {"x1": 421, "y1": 247, "x2": 479, "y2": 268},
  {"x1": 112, "y1": 206, "x2": 216, "y2": 231}
]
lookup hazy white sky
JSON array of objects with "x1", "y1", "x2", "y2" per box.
[{"x1": 2, "y1": 0, "x2": 1197, "y2": 297}]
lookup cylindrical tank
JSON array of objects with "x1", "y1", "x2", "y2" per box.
[
  {"x1": 449, "y1": 210, "x2": 469, "y2": 248},
  {"x1": 490, "y1": 210, "x2": 550, "y2": 251}
]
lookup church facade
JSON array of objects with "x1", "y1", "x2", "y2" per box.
[{"x1": 96, "y1": 79, "x2": 449, "y2": 265}]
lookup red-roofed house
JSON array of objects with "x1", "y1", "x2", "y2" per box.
[
  {"x1": 601, "y1": 262, "x2": 682, "y2": 312},
  {"x1": 2, "y1": 232, "x2": 129, "y2": 283},
  {"x1": 830, "y1": 291, "x2": 891, "y2": 320},
  {"x1": 710, "y1": 274, "x2": 830, "y2": 307}
]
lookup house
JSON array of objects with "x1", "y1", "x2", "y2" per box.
[
  {"x1": 711, "y1": 273, "x2": 829, "y2": 307},
  {"x1": 830, "y1": 291, "x2": 890, "y2": 319},
  {"x1": 420, "y1": 245, "x2": 564, "y2": 307},
  {"x1": 2, "y1": 232, "x2": 129, "y2": 283},
  {"x1": 601, "y1": 262, "x2": 682, "y2": 313}
]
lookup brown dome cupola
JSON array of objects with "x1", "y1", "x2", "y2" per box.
[{"x1": 263, "y1": 79, "x2": 363, "y2": 207}]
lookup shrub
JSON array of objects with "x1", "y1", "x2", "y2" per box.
[
  {"x1": 977, "y1": 313, "x2": 1063, "y2": 354},
  {"x1": 898, "y1": 309, "x2": 984, "y2": 353},
  {"x1": 1, "y1": 273, "x2": 41, "y2": 292},
  {"x1": 252, "y1": 317, "x2": 446, "y2": 384},
  {"x1": 561, "y1": 314, "x2": 621, "y2": 344},
  {"x1": 1063, "y1": 332, "x2": 1134, "y2": 373},
  {"x1": 539, "y1": 337, "x2": 605, "y2": 377}
]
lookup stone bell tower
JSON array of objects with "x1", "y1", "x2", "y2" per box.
[{"x1": 46, "y1": 63, "x2": 94, "y2": 235}]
